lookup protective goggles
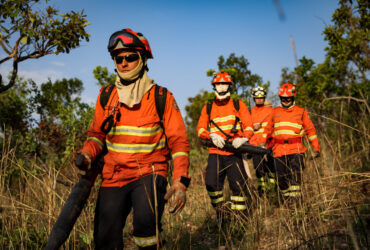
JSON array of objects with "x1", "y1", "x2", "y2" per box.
[
  {"x1": 108, "y1": 30, "x2": 144, "y2": 53},
  {"x1": 280, "y1": 96, "x2": 294, "y2": 102},
  {"x1": 114, "y1": 54, "x2": 140, "y2": 64}
]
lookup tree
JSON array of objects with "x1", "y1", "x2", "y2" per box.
[
  {"x1": 93, "y1": 65, "x2": 116, "y2": 87},
  {"x1": 0, "y1": 0, "x2": 90, "y2": 93}
]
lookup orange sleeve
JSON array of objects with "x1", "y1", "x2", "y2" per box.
[
  {"x1": 81, "y1": 88, "x2": 107, "y2": 161},
  {"x1": 239, "y1": 100, "x2": 254, "y2": 139},
  {"x1": 162, "y1": 91, "x2": 190, "y2": 181},
  {"x1": 261, "y1": 110, "x2": 274, "y2": 144},
  {"x1": 196, "y1": 105, "x2": 211, "y2": 140},
  {"x1": 302, "y1": 110, "x2": 320, "y2": 152}
]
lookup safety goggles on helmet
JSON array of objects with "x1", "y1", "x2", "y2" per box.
[
  {"x1": 278, "y1": 82, "x2": 296, "y2": 97},
  {"x1": 114, "y1": 54, "x2": 140, "y2": 64},
  {"x1": 108, "y1": 28, "x2": 153, "y2": 58},
  {"x1": 252, "y1": 86, "x2": 267, "y2": 98},
  {"x1": 212, "y1": 71, "x2": 233, "y2": 84}
]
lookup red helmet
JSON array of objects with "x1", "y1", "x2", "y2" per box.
[
  {"x1": 108, "y1": 28, "x2": 153, "y2": 58},
  {"x1": 212, "y1": 71, "x2": 233, "y2": 84},
  {"x1": 278, "y1": 82, "x2": 296, "y2": 97}
]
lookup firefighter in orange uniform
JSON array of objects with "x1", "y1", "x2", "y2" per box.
[
  {"x1": 75, "y1": 28, "x2": 190, "y2": 249},
  {"x1": 197, "y1": 71, "x2": 254, "y2": 217},
  {"x1": 263, "y1": 82, "x2": 320, "y2": 201},
  {"x1": 249, "y1": 86, "x2": 275, "y2": 196}
]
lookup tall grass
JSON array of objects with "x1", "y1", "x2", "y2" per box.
[{"x1": 0, "y1": 118, "x2": 369, "y2": 249}]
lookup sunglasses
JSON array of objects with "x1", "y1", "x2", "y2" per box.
[{"x1": 114, "y1": 54, "x2": 140, "y2": 64}]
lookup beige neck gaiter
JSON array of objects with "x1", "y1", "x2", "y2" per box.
[{"x1": 114, "y1": 54, "x2": 154, "y2": 108}]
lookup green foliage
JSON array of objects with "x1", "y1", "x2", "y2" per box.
[
  {"x1": 93, "y1": 65, "x2": 116, "y2": 87},
  {"x1": 0, "y1": 79, "x2": 31, "y2": 133},
  {"x1": 0, "y1": 0, "x2": 90, "y2": 92},
  {"x1": 185, "y1": 90, "x2": 211, "y2": 135}
]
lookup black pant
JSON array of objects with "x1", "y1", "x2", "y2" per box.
[
  {"x1": 252, "y1": 154, "x2": 275, "y2": 194},
  {"x1": 274, "y1": 154, "x2": 305, "y2": 198},
  {"x1": 94, "y1": 174, "x2": 167, "y2": 249},
  {"x1": 205, "y1": 154, "x2": 249, "y2": 212}
]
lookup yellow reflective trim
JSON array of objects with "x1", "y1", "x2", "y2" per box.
[
  {"x1": 231, "y1": 195, "x2": 247, "y2": 202},
  {"x1": 274, "y1": 130, "x2": 299, "y2": 136},
  {"x1": 106, "y1": 138, "x2": 166, "y2": 153},
  {"x1": 109, "y1": 125, "x2": 162, "y2": 136},
  {"x1": 288, "y1": 185, "x2": 301, "y2": 191},
  {"x1": 246, "y1": 127, "x2": 254, "y2": 132},
  {"x1": 213, "y1": 115, "x2": 236, "y2": 123},
  {"x1": 198, "y1": 128, "x2": 206, "y2": 137},
  {"x1": 88, "y1": 137, "x2": 103, "y2": 149},
  {"x1": 262, "y1": 134, "x2": 267, "y2": 138},
  {"x1": 287, "y1": 192, "x2": 301, "y2": 197},
  {"x1": 133, "y1": 235, "x2": 157, "y2": 247},
  {"x1": 208, "y1": 190, "x2": 223, "y2": 196},
  {"x1": 211, "y1": 196, "x2": 224, "y2": 204},
  {"x1": 231, "y1": 204, "x2": 247, "y2": 210},
  {"x1": 261, "y1": 122, "x2": 268, "y2": 127},
  {"x1": 210, "y1": 124, "x2": 241, "y2": 133},
  {"x1": 274, "y1": 122, "x2": 302, "y2": 129},
  {"x1": 254, "y1": 130, "x2": 264, "y2": 134},
  {"x1": 268, "y1": 178, "x2": 276, "y2": 184},
  {"x1": 172, "y1": 151, "x2": 188, "y2": 160},
  {"x1": 308, "y1": 135, "x2": 317, "y2": 140}
]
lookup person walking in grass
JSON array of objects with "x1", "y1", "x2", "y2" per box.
[
  {"x1": 75, "y1": 28, "x2": 190, "y2": 249},
  {"x1": 197, "y1": 71, "x2": 254, "y2": 221},
  {"x1": 263, "y1": 82, "x2": 320, "y2": 205},
  {"x1": 249, "y1": 86, "x2": 276, "y2": 197}
]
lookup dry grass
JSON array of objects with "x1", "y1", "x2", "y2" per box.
[{"x1": 0, "y1": 131, "x2": 369, "y2": 249}]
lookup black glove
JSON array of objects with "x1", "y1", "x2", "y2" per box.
[{"x1": 74, "y1": 152, "x2": 91, "y2": 171}]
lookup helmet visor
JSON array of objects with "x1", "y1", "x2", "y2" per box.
[{"x1": 108, "y1": 30, "x2": 144, "y2": 53}]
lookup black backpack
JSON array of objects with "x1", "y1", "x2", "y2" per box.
[
  {"x1": 206, "y1": 98, "x2": 242, "y2": 140},
  {"x1": 99, "y1": 84, "x2": 168, "y2": 134}
]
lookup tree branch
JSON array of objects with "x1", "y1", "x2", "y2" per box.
[{"x1": 320, "y1": 96, "x2": 370, "y2": 114}]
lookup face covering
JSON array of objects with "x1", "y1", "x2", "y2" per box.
[
  {"x1": 280, "y1": 98, "x2": 295, "y2": 109},
  {"x1": 114, "y1": 53, "x2": 154, "y2": 107},
  {"x1": 214, "y1": 84, "x2": 231, "y2": 100}
]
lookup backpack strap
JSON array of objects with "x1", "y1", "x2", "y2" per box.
[
  {"x1": 99, "y1": 85, "x2": 115, "y2": 109},
  {"x1": 206, "y1": 101, "x2": 213, "y2": 125},
  {"x1": 154, "y1": 84, "x2": 168, "y2": 126},
  {"x1": 207, "y1": 98, "x2": 242, "y2": 140},
  {"x1": 154, "y1": 84, "x2": 170, "y2": 158},
  {"x1": 233, "y1": 98, "x2": 240, "y2": 112}
]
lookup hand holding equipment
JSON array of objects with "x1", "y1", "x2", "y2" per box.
[
  {"x1": 210, "y1": 133, "x2": 225, "y2": 149},
  {"x1": 232, "y1": 137, "x2": 249, "y2": 149},
  {"x1": 74, "y1": 152, "x2": 92, "y2": 171}
]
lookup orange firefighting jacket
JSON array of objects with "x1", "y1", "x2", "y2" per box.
[
  {"x1": 197, "y1": 98, "x2": 254, "y2": 155},
  {"x1": 263, "y1": 105, "x2": 320, "y2": 157},
  {"x1": 81, "y1": 85, "x2": 190, "y2": 187},
  {"x1": 249, "y1": 105, "x2": 273, "y2": 146}
]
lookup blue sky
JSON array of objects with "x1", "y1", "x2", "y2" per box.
[{"x1": 0, "y1": 0, "x2": 339, "y2": 113}]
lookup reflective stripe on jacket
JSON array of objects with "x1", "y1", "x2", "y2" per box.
[
  {"x1": 263, "y1": 105, "x2": 320, "y2": 157},
  {"x1": 249, "y1": 105, "x2": 273, "y2": 146},
  {"x1": 197, "y1": 98, "x2": 253, "y2": 155},
  {"x1": 81, "y1": 85, "x2": 190, "y2": 187}
]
